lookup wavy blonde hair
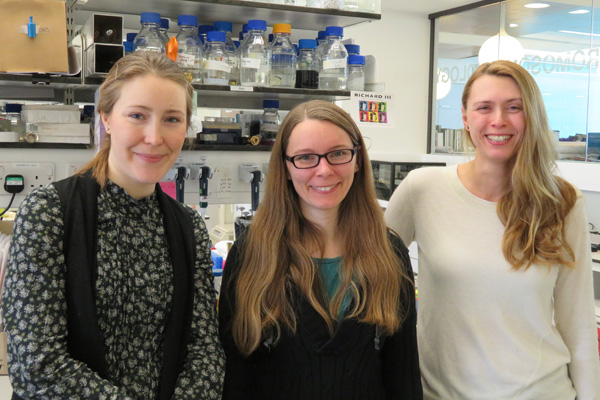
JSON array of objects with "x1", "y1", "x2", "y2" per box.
[
  {"x1": 79, "y1": 52, "x2": 194, "y2": 187},
  {"x1": 462, "y1": 60, "x2": 577, "y2": 270},
  {"x1": 232, "y1": 100, "x2": 411, "y2": 355}
]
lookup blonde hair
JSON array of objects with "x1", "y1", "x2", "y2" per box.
[
  {"x1": 79, "y1": 52, "x2": 194, "y2": 187},
  {"x1": 462, "y1": 60, "x2": 577, "y2": 269},
  {"x1": 231, "y1": 100, "x2": 411, "y2": 355}
]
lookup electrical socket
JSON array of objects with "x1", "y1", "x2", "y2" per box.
[{"x1": 0, "y1": 162, "x2": 55, "y2": 195}]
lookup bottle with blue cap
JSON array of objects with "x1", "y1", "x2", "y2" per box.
[
  {"x1": 315, "y1": 30, "x2": 327, "y2": 60},
  {"x1": 158, "y1": 18, "x2": 170, "y2": 45},
  {"x1": 345, "y1": 44, "x2": 360, "y2": 56},
  {"x1": 270, "y1": 23, "x2": 296, "y2": 88},
  {"x1": 134, "y1": 12, "x2": 165, "y2": 53},
  {"x1": 202, "y1": 31, "x2": 231, "y2": 85},
  {"x1": 318, "y1": 26, "x2": 348, "y2": 90},
  {"x1": 175, "y1": 15, "x2": 203, "y2": 83},
  {"x1": 347, "y1": 55, "x2": 365, "y2": 91},
  {"x1": 123, "y1": 32, "x2": 137, "y2": 54},
  {"x1": 239, "y1": 20, "x2": 270, "y2": 87},
  {"x1": 214, "y1": 21, "x2": 239, "y2": 85},
  {"x1": 295, "y1": 39, "x2": 319, "y2": 89},
  {"x1": 198, "y1": 25, "x2": 213, "y2": 47},
  {"x1": 259, "y1": 100, "x2": 280, "y2": 146}
]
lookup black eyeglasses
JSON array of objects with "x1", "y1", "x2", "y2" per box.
[{"x1": 284, "y1": 147, "x2": 358, "y2": 169}]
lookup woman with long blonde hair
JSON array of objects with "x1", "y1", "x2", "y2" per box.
[
  {"x1": 385, "y1": 60, "x2": 600, "y2": 399},
  {"x1": 219, "y1": 100, "x2": 422, "y2": 399}
]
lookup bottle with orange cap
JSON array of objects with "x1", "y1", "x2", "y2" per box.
[{"x1": 270, "y1": 23, "x2": 296, "y2": 88}]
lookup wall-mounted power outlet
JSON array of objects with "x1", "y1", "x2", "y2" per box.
[{"x1": 0, "y1": 162, "x2": 55, "y2": 195}]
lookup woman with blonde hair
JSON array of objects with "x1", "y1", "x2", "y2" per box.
[
  {"x1": 219, "y1": 100, "x2": 422, "y2": 399},
  {"x1": 3, "y1": 52, "x2": 224, "y2": 399},
  {"x1": 385, "y1": 60, "x2": 600, "y2": 399}
]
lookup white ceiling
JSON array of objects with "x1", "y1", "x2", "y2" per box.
[{"x1": 382, "y1": 0, "x2": 478, "y2": 15}]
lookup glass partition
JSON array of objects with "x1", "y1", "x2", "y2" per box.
[{"x1": 429, "y1": 0, "x2": 599, "y2": 162}]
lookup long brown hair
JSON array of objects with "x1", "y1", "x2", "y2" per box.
[
  {"x1": 232, "y1": 100, "x2": 411, "y2": 355},
  {"x1": 462, "y1": 60, "x2": 577, "y2": 269},
  {"x1": 79, "y1": 52, "x2": 194, "y2": 187}
]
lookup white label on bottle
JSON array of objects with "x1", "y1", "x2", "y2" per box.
[
  {"x1": 203, "y1": 60, "x2": 232, "y2": 73},
  {"x1": 241, "y1": 58, "x2": 262, "y2": 69},
  {"x1": 323, "y1": 58, "x2": 347, "y2": 70},
  {"x1": 177, "y1": 53, "x2": 196, "y2": 68}
]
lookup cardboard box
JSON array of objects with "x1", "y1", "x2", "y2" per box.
[
  {"x1": 0, "y1": 0, "x2": 69, "y2": 73},
  {"x1": 22, "y1": 105, "x2": 80, "y2": 124}
]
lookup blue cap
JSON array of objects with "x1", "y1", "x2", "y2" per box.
[
  {"x1": 298, "y1": 39, "x2": 317, "y2": 49},
  {"x1": 345, "y1": 44, "x2": 360, "y2": 54},
  {"x1": 178, "y1": 15, "x2": 198, "y2": 27},
  {"x1": 207, "y1": 31, "x2": 226, "y2": 42},
  {"x1": 5, "y1": 103, "x2": 22, "y2": 113},
  {"x1": 247, "y1": 20, "x2": 267, "y2": 31},
  {"x1": 234, "y1": 40, "x2": 240, "y2": 48},
  {"x1": 268, "y1": 33, "x2": 274, "y2": 42},
  {"x1": 348, "y1": 54, "x2": 365, "y2": 65},
  {"x1": 263, "y1": 99, "x2": 279, "y2": 109},
  {"x1": 317, "y1": 30, "x2": 326, "y2": 40},
  {"x1": 160, "y1": 18, "x2": 169, "y2": 30},
  {"x1": 325, "y1": 26, "x2": 343, "y2": 37},
  {"x1": 198, "y1": 25, "x2": 213, "y2": 35},
  {"x1": 140, "y1": 12, "x2": 161, "y2": 24},
  {"x1": 126, "y1": 32, "x2": 137, "y2": 42},
  {"x1": 124, "y1": 41, "x2": 134, "y2": 52},
  {"x1": 242, "y1": 23, "x2": 248, "y2": 33},
  {"x1": 214, "y1": 21, "x2": 233, "y2": 32}
]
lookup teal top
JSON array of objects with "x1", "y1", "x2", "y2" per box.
[{"x1": 314, "y1": 256, "x2": 351, "y2": 320}]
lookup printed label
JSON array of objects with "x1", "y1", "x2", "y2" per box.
[
  {"x1": 323, "y1": 58, "x2": 347, "y2": 70},
  {"x1": 203, "y1": 60, "x2": 232, "y2": 74}
]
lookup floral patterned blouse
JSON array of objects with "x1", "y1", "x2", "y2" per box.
[{"x1": 2, "y1": 181, "x2": 225, "y2": 399}]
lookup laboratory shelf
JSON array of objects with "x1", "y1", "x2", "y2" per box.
[
  {"x1": 73, "y1": 0, "x2": 380, "y2": 31},
  {"x1": 0, "y1": 142, "x2": 91, "y2": 149},
  {"x1": 189, "y1": 144, "x2": 273, "y2": 151}
]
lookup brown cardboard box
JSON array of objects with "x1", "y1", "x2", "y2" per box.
[{"x1": 0, "y1": 0, "x2": 69, "y2": 73}]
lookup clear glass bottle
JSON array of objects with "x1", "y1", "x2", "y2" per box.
[
  {"x1": 306, "y1": 0, "x2": 344, "y2": 9},
  {"x1": 175, "y1": 15, "x2": 203, "y2": 83},
  {"x1": 214, "y1": 21, "x2": 239, "y2": 85},
  {"x1": 133, "y1": 12, "x2": 165, "y2": 53},
  {"x1": 159, "y1": 18, "x2": 170, "y2": 45},
  {"x1": 344, "y1": 44, "x2": 360, "y2": 56},
  {"x1": 295, "y1": 39, "x2": 319, "y2": 89},
  {"x1": 315, "y1": 30, "x2": 327, "y2": 61},
  {"x1": 202, "y1": 31, "x2": 231, "y2": 85},
  {"x1": 259, "y1": 99, "x2": 280, "y2": 146},
  {"x1": 347, "y1": 55, "x2": 365, "y2": 91},
  {"x1": 318, "y1": 26, "x2": 348, "y2": 90},
  {"x1": 270, "y1": 23, "x2": 296, "y2": 88},
  {"x1": 239, "y1": 19, "x2": 270, "y2": 87}
]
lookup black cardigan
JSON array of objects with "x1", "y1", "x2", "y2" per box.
[
  {"x1": 218, "y1": 233, "x2": 423, "y2": 400},
  {"x1": 12, "y1": 173, "x2": 196, "y2": 400}
]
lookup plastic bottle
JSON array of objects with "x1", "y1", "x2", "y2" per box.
[
  {"x1": 175, "y1": 15, "x2": 203, "y2": 83},
  {"x1": 202, "y1": 31, "x2": 231, "y2": 85},
  {"x1": 345, "y1": 44, "x2": 360, "y2": 56},
  {"x1": 259, "y1": 100, "x2": 280, "y2": 146},
  {"x1": 214, "y1": 21, "x2": 239, "y2": 85},
  {"x1": 133, "y1": 12, "x2": 165, "y2": 53},
  {"x1": 239, "y1": 19, "x2": 270, "y2": 87},
  {"x1": 295, "y1": 39, "x2": 319, "y2": 89},
  {"x1": 347, "y1": 55, "x2": 365, "y2": 91},
  {"x1": 270, "y1": 23, "x2": 296, "y2": 88},
  {"x1": 159, "y1": 18, "x2": 170, "y2": 45},
  {"x1": 318, "y1": 26, "x2": 348, "y2": 90}
]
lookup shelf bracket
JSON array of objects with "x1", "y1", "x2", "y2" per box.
[{"x1": 64, "y1": 87, "x2": 75, "y2": 105}]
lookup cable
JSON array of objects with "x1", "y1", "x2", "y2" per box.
[{"x1": 0, "y1": 193, "x2": 16, "y2": 218}]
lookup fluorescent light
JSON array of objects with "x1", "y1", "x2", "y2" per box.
[
  {"x1": 568, "y1": 9, "x2": 589, "y2": 14},
  {"x1": 509, "y1": 23, "x2": 519, "y2": 27},
  {"x1": 559, "y1": 30, "x2": 600, "y2": 37},
  {"x1": 525, "y1": 3, "x2": 550, "y2": 8}
]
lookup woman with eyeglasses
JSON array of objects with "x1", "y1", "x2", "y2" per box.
[{"x1": 218, "y1": 100, "x2": 422, "y2": 400}]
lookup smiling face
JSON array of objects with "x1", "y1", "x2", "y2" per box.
[
  {"x1": 101, "y1": 74, "x2": 187, "y2": 198},
  {"x1": 285, "y1": 119, "x2": 358, "y2": 222},
  {"x1": 462, "y1": 74, "x2": 526, "y2": 167}
]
